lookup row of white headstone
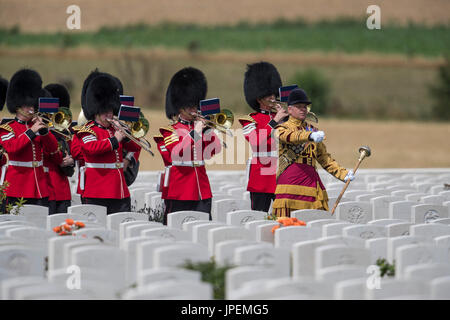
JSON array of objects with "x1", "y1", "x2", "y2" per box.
[{"x1": 0, "y1": 169, "x2": 449, "y2": 299}]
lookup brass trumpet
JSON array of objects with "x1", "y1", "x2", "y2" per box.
[
  {"x1": 106, "y1": 116, "x2": 154, "y2": 156},
  {"x1": 125, "y1": 112, "x2": 149, "y2": 139},
  {"x1": 182, "y1": 109, "x2": 234, "y2": 137},
  {"x1": 17, "y1": 109, "x2": 72, "y2": 140}
]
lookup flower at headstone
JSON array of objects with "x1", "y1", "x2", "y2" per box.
[
  {"x1": 53, "y1": 218, "x2": 85, "y2": 236},
  {"x1": 271, "y1": 217, "x2": 306, "y2": 233}
]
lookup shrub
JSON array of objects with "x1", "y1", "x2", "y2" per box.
[
  {"x1": 289, "y1": 68, "x2": 331, "y2": 116},
  {"x1": 429, "y1": 57, "x2": 450, "y2": 121}
]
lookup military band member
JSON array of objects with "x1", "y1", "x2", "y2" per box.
[
  {"x1": 0, "y1": 69, "x2": 60, "y2": 210},
  {"x1": 160, "y1": 67, "x2": 222, "y2": 223},
  {"x1": 44, "y1": 83, "x2": 75, "y2": 214},
  {"x1": 239, "y1": 61, "x2": 289, "y2": 213},
  {"x1": 76, "y1": 73, "x2": 141, "y2": 214},
  {"x1": 272, "y1": 88, "x2": 354, "y2": 217}
]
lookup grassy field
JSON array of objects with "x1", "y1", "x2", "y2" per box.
[
  {"x1": 0, "y1": 0, "x2": 448, "y2": 32},
  {"x1": 1, "y1": 20, "x2": 449, "y2": 58},
  {"x1": 0, "y1": 48, "x2": 441, "y2": 120}
]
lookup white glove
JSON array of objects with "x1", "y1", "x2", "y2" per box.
[
  {"x1": 310, "y1": 131, "x2": 325, "y2": 143},
  {"x1": 344, "y1": 170, "x2": 355, "y2": 182}
]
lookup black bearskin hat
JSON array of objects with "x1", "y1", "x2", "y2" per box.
[
  {"x1": 6, "y1": 69, "x2": 43, "y2": 114},
  {"x1": 0, "y1": 76, "x2": 8, "y2": 111},
  {"x1": 81, "y1": 69, "x2": 123, "y2": 120},
  {"x1": 165, "y1": 67, "x2": 207, "y2": 119},
  {"x1": 243, "y1": 61, "x2": 282, "y2": 112},
  {"x1": 85, "y1": 74, "x2": 121, "y2": 120},
  {"x1": 44, "y1": 83, "x2": 71, "y2": 108}
]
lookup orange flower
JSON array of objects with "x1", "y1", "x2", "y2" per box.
[
  {"x1": 280, "y1": 219, "x2": 293, "y2": 226},
  {"x1": 291, "y1": 217, "x2": 298, "y2": 222},
  {"x1": 271, "y1": 225, "x2": 280, "y2": 233},
  {"x1": 59, "y1": 231, "x2": 67, "y2": 236},
  {"x1": 63, "y1": 224, "x2": 71, "y2": 231},
  {"x1": 53, "y1": 226, "x2": 61, "y2": 233},
  {"x1": 75, "y1": 221, "x2": 85, "y2": 228},
  {"x1": 65, "y1": 218, "x2": 74, "y2": 225}
]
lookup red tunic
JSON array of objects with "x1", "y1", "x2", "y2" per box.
[
  {"x1": 239, "y1": 111, "x2": 278, "y2": 194},
  {"x1": 159, "y1": 120, "x2": 222, "y2": 201},
  {"x1": 77, "y1": 121, "x2": 141, "y2": 199},
  {"x1": 0, "y1": 119, "x2": 59, "y2": 198}
]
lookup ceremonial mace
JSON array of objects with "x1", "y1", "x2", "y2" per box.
[{"x1": 331, "y1": 146, "x2": 372, "y2": 215}]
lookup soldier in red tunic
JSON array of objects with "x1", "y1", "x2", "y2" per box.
[
  {"x1": 43, "y1": 83, "x2": 75, "y2": 214},
  {"x1": 238, "y1": 62, "x2": 289, "y2": 213},
  {"x1": 159, "y1": 67, "x2": 222, "y2": 223},
  {"x1": 76, "y1": 73, "x2": 141, "y2": 214},
  {"x1": 0, "y1": 69, "x2": 60, "y2": 210}
]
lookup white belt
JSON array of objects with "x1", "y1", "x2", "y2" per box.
[
  {"x1": 253, "y1": 151, "x2": 278, "y2": 157},
  {"x1": 85, "y1": 162, "x2": 124, "y2": 169},
  {"x1": 8, "y1": 160, "x2": 43, "y2": 168},
  {"x1": 79, "y1": 166, "x2": 86, "y2": 191},
  {"x1": 164, "y1": 165, "x2": 172, "y2": 187},
  {"x1": 0, "y1": 165, "x2": 7, "y2": 185},
  {"x1": 172, "y1": 160, "x2": 205, "y2": 167}
]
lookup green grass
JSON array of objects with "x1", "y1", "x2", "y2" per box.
[{"x1": 1, "y1": 18, "x2": 449, "y2": 57}]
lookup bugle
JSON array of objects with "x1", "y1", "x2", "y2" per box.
[
  {"x1": 17, "y1": 109, "x2": 72, "y2": 140},
  {"x1": 107, "y1": 116, "x2": 154, "y2": 157}
]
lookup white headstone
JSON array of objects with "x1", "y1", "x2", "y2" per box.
[
  {"x1": 274, "y1": 226, "x2": 321, "y2": 249},
  {"x1": 106, "y1": 212, "x2": 149, "y2": 231},
  {"x1": 315, "y1": 244, "x2": 371, "y2": 270},
  {"x1": 342, "y1": 225, "x2": 386, "y2": 240},
  {"x1": 365, "y1": 237, "x2": 388, "y2": 264},
  {"x1": 0, "y1": 246, "x2": 46, "y2": 277},
  {"x1": 137, "y1": 267, "x2": 201, "y2": 288},
  {"x1": 67, "y1": 205, "x2": 107, "y2": 227},
  {"x1": 153, "y1": 243, "x2": 209, "y2": 268},
  {"x1": 167, "y1": 211, "x2": 210, "y2": 229},
  {"x1": 208, "y1": 226, "x2": 251, "y2": 255},
  {"x1": 212, "y1": 199, "x2": 251, "y2": 222},
  {"x1": 141, "y1": 227, "x2": 190, "y2": 241},
  {"x1": 430, "y1": 276, "x2": 450, "y2": 299},
  {"x1": 192, "y1": 222, "x2": 226, "y2": 248},
  {"x1": 410, "y1": 223, "x2": 450, "y2": 240},
  {"x1": 389, "y1": 201, "x2": 415, "y2": 221},
  {"x1": 412, "y1": 204, "x2": 449, "y2": 224},
  {"x1": 215, "y1": 240, "x2": 262, "y2": 267},
  {"x1": 335, "y1": 202, "x2": 373, "y2": 224},
  {"x1": 18, "y1": 205, "x2": 48, "y2": 228},
  {"x1": 234, "y1": 245, "x2": 290, "y2": 276},
  {"x1": 226, "y1": 210, "x2": 266, "y2": 226},
  {"x1": 386, "y1": 222, "x2": 412, "y2": 237},
  {"x1": 291, "y1": 209, "x2": 335, "y2": 222}
]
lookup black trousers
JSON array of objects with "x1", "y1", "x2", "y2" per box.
[
  {"x1": 83, "y1": 197, "x2": 131, "y2": 215},
  {"x1": 250, "y1": 192, "x2": 275, "y2": 213},
  {"x1": 48, "y1": 200, "x2": 72, "y2": 215},
  {"x1": 164, "y1": 198, "x2": 212, "y2": 225},
  {"x1": 2, "y1": 197, "x2": 49, "y2": 214}
]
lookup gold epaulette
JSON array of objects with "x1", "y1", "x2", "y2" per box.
[
  {"x1": 159, "y1": 126, "x2": 175, "y2": 134},
  {"x1": 71, "y1": 125, "x2": 83, "y2": 132},
  {"x1": 238, "y1": 114, "x2": 256, "y2": 124},
  {"x1": 160, "y1": 126, "x2": 179, "y2": 146},
  {"x1": 0, "y1": 121, "x2": 14, "y2": 133},
  {"x1": 77, "y1": 122, "x2": 96, "y2": 137}
]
